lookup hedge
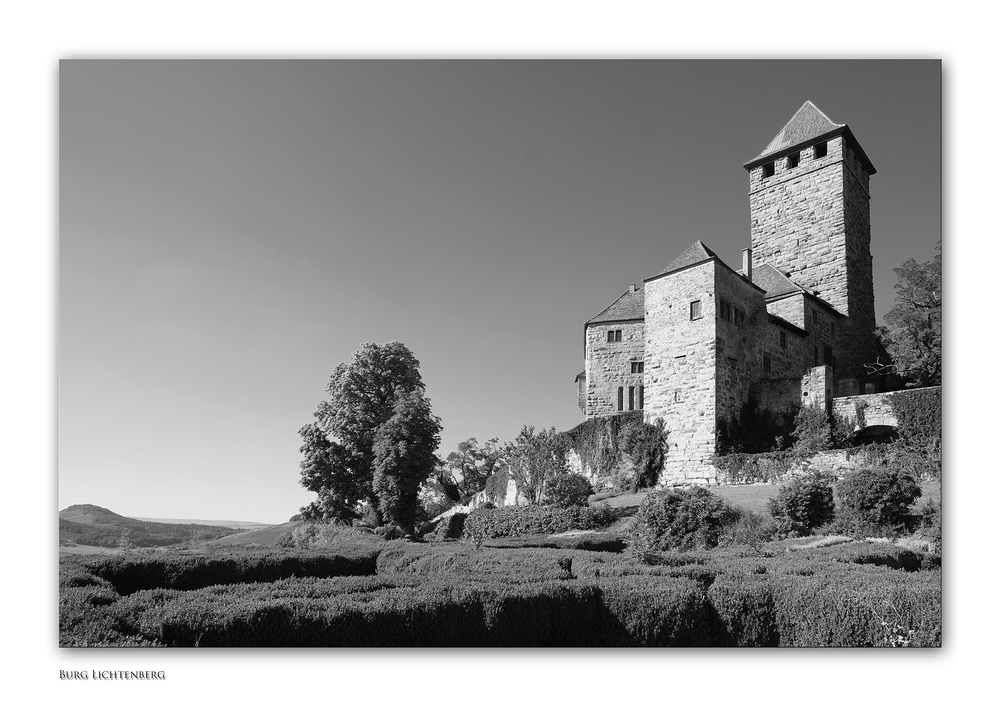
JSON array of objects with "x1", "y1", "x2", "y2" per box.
[
  {"x1": 462, "y1": 504, "x2": 616, "y2": 539},
  {"x1": 61, "y1": 546, "x2": 381, "y2": 596},
  {"x1": 61, "y1": 539, "x2": 941, "y2": 647}
]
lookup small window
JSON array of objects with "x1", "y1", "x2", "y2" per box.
[
  {"x1": 814, "y1": 142, "x2": 827, "y2": 159},
  {"x1": 787, "y1": 152, "x2": 799, "y2": 169},
  {"x1": 618, "y1": 387, "x2": 624, "y2": 412},
  {"x1": 607, "y1": 329, "x2": 622, "y2": 343},
  {"x1": 630, "y1": 361, "x2": 644, "y2": 374},
  {"x1": 690, "y1": 300, "x2": 702, "y2": 320},
  {"x1": 814, "y1": 344, "x2": 819, "y2": 365},
  {"x1": 812, "y1": 310, "x2": 819, "y2": 325},
  {"x1": 829, "y1": 321, "x2": 835, "y2": 337},
  {"x1": 734, "y1": 308, "x2": 746, "y2": 329},
  {"x1": 719, "y1": 300, "x2": 732, "y2": 322},
  {"x1": 763, "y1": 162, "x2": 775, "y2": 178},
  {"x1": 824, "y1": 345, "x2": 834, "y2": 366},
  {"x1": 674, "y1": 390, "x2": 681, "y2": 403},
  {"x1": 639, "y1": 386, "x2": 644, "y2": 410},
  {"x1": 628, "y1": 386, "x2": 635, "y2": 411},
  {"x1": 763, "y1": 353, "x2": 772, "y2": 373},
  {"x1": 779, "y1": 331, "x2": 787, "y2": 348}
]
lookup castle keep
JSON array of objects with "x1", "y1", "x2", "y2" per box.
[{"x1": 577, "y1": 102, "x2": 884, "y2": 482}]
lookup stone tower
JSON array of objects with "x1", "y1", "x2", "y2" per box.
[{"x1": 744, "y1": 101, "x2": 879, "y2": 395}]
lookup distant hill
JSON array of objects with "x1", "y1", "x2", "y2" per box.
[
  {"x1": 131, "y1": 517, "x2": 271, "y2": 530},
  {"x1": 208, "y1": 521, "x2": 304, "y2": 547},
  {"x1": 58, "y1": 504, "x2": 244, "y2": 548}
]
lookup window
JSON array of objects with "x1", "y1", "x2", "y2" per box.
[
  {"x1": 734, "y1": 308, "x2": 746, "y2": 329},
  {"x1": 814, "y1": 141, "x2": 827, "y2": 158},
  {"x1": 812, "y1": 310, "x2": 819, "y2": 325},
  {"x1": 824, "y1": 345, "x2": 834, "y2": 366},
  {"x1": 763, "y1": 162, "x2": 775, "y2": 178},
  {"x1": 779, "y1": 331, "x2": 787, "y2": 348},
  {"x1": 674, "y1": 390, "x2": 681, "y2": 403},
  {"x1": 607, "y1": 329, "x2": 622, "y2": 343},
  {"x1": 630, "y1": 361, "x2": 644, "y2": 374},
  {"x1": 628, "y1": 386, "x2": 635, "y2": 411},
  {"x1": 829, "y1": 321, "x2": 835, "y2": 337},
  {"x1": 639, "y1": 386, "x2": 644, "y2": 410},
  {"x1": 787, "y1": 152, "x2": 799, "y2": 169},
  {"x1": 814, "y1": 344, "x2": 819, "y2": 365},
  {"x1": 763, "y1": 353, "x2": 772, "y2": 373},
  {"x1": 719, "y1": 299, "x2": 732, "y2": 322},
  {"x1": 617, "y1": 387, "x2": 624, "y2": 411},
  {"x1": 690, "y1": 300, "x2": 702, "y2": 320}
]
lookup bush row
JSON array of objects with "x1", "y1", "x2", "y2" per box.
[
  {"x1": 462, "y1": 504, "x2": 616, "y2": 539},
  {"x1": 61, "y1": 560, "x2": 939, "y2": 647},
  {"x1": 61, "y1": 546, "x2": 381, "y2": 596}
]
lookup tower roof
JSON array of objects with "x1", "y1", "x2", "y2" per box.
[
  {"x1": 752, "y1": 101, "x2": 842, "y2": 162},
  {"x1": 586, "y1": 284, "x2": 644, "y2": 324},
  {"x1": 743, "y1": 101, "x2": 876, "y2": 174}
]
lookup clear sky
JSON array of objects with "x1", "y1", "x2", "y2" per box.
[{"x1": 59, "y1": 60, "x2": 941, "y2": 523}]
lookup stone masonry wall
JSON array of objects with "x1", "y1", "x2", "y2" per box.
[
  {"x1": 714, "y1": 264, "x2": 767, "y2": 426},
  {"x1": 643, "y1": 260, "x2": 717, "y2": 483},
  {"x1": 839, "y1": 147, "x2": 879, "y2": 393},
  {"x1": 830, "y1": 386, "x2": 942, "y2": 429},
  {"x1": 585, "y1": 320, "x2": 645, "y2": 417},
  {"x1": 749, "y1": 135, "x2": 849, "y2": 315}
]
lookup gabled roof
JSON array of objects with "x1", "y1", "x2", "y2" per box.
[
  {"x1": 752, "y1": 101, "x2": 842, "y2": 162},
  {"x1": 657, "y1": 240, "x2": 717, "y2": 276},
  {"x1": 753, "y1": 263, "x2": 805, "y2": 299},
  {"x1": 586, "y1": 284, "x2": 644, "y2": 325},
  {"x1": 743, "y1": 101, "x2": 876, "y2": 174}
]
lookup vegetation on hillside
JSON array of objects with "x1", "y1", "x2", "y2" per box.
[{"x1": 58, "y1": 505, "x2": 240, "y2": 548}]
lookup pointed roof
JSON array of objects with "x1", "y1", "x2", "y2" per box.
[
  {"x1": 753, "y1": 101, "x2": 842, "y2": 161},
  {"x1": 586, "y1": 284, "x2": 644, "y2": 325},
  {"x1": 743, "y1": 101, "x2": 876, "y2": 174},
  {"x1": 657, "y1": 240, "x2": 717, "y2": 276}
]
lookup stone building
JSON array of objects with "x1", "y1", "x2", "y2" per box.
[{"x1": 576, "y1": 102, "x2": 886, "y2": 482}]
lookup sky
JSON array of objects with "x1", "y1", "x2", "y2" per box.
[{"x1": 57, "y1": 59, "x2": 942, "y2": 523}]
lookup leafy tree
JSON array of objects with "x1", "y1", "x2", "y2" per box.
[
  {"x1": 502, "y1": 426, "x2": 571, "y2": 505},
  {"x1": 372, "y1": 390, "x2": 442, "y2": 535},
  {"x1": 881, "y1": 244, "x2": 941, "y2": 388},
  {"x1": 443, "y1": 437, "x2": 502, "y2": 499},
  {"x1": 298, "y1": 342, "x2": 441, "y2": 528}
]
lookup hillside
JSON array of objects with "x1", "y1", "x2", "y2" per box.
[
  {"x1": 208, "y1": 520, "x2": 304, "y2": 547},
  {"x1": 58, "y1": 504, "x2": 243, "y2": 548}
]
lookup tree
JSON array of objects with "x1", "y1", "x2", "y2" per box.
[
  {"x1": 881, "y1": 244, "x2": 941, "y2": 388},
  {"x1": 502, "y1": 426, "x2": 571, "y2": 505},
  {"x1": 443, "y1": 437, "x2": 502, "y2": 499},
  {"x1": 298, "y1": 342, "x2": 441, "y2": 528},
  {"x1": 372, "y1": 390, "x2": 442, "y2": 535}
]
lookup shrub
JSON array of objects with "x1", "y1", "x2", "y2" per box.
[
  {"x1": 432, "y1": 512, "x2": 466, "y2": 541},
  {"x1": 889, "y1": 387, "x2": 941, "y2": 451},
  {"x1": 711, "y1": 450, "x2": 795, "y2": 485},
  {"x1": 836, "y1": 466, "x2": 922, "y2": 533},
  {"x1": 916, "y1": 498, "x2": 942, "y2": 554},
  {"x1": 721, "y1": 510, "x2": 778, "y2": 553},
  {"x1": 768, "y1": 474, "x2": 836, "y2": 537},
  {"x1": 792, "y1": 405, "x2": 833, "y2": 454},
  {"x1": 543, "y1": 474, "x2": 593, "y2": 507},
  {"x1": 627, "y1": 487, "x2": 741, "y2": 554},
  {"x1": 462, "y1": 504, "x2": 616, "y2": 539}
]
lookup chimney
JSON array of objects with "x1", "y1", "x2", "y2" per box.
[
  {"x1": 630, "y1": 284, "x2": 637, "y2": 293},
  {"x1": 742, "y1": 248, "x2": 752, "y2": 282}
]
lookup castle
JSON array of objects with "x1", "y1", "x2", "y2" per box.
[{"x1": 576, "y1": 102, "x2": 886, "y2": 482}]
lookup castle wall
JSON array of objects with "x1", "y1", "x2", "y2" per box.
[
  {"x1": 584, "y1": 320, "x2": 645, "y2": 417},
  {"x1": 761, "y1": 318, "x2": 807, "y2": 379},
  {"x1": 839, "y1": 148, "x2": 880, "y2": 393},
  {"x1": 643, "y1": 260, "x2": 717, "y2": 482},
  {"x1": 749, "y1": 135, "x2": 850, "y2": 314},
  {"x1": 714, "y1": 265, "x2": 767, "y2": 426}
]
